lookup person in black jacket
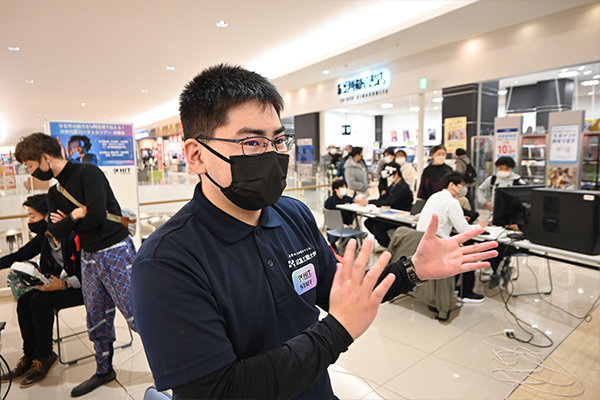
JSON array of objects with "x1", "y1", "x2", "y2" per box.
[
  {"x1": 14, "y1": 133, "x2": 137, "y2": 397},
  {"x1": 358, "y1": 162, "x2": 413, "y2": 248},
  {"x1": 0, "y1": 194, "x2": 83, "y2": 387}
]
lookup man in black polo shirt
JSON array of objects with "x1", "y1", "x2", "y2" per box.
[
  {"x1": 131, "y1": 64, "x2": 498, "y2": 399},
  {"x1": 15, "y1": 133, "x2": 137, "y2": 397}
]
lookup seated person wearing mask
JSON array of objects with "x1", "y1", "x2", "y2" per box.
[
  {"x1": 376, "y1": 147, "x2": 396, "y2": 195},
  {"x1": 324, "y1": 180, "x2": 355, "y2": 250},
  {"x1": 395, "y1": 149, "x2": 417, "y2": 197},
  {"x1": 477, "y1": 156, "x2": 525, "y2": 288},
  {"x1": 416, "y1": 172, "x2": 488, "y2": 303},
  {"x1": 130, "y1": 64, "x2": 498, "y2": 399},
  {"x1": 356, "y1": 162, "x2": 413, "y2": 249},
  {"x1": 0, "y1": 194, "x2": 83, "y2": 387}
]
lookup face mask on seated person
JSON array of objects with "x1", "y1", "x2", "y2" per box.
[
  {"x1": 496, "y1": 171, "x2": 512, "y2": 179},
  {"x1": 339, "y1": 187, "x2": 348, "y2": 197},
  {"x1": 28, "y1": 219, "x2": 48, "y2": 234}
]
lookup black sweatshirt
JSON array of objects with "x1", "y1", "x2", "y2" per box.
[
  {"x1": 172, "y1": 259, "x2": 418, "y2": 399},
  {"x1": 47, "y1": 162, "x2": 129, "y2": 252}
]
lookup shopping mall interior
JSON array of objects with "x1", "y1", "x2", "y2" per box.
[{"x1": 0, "y1": 1, "x2": 599, "y2": 399}]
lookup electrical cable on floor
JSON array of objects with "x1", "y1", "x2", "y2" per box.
[
  {"x1": 523, "y1": 261, "x2": 600, "y2": 322},
  {"x1": 483, "y1": 333, "x2": 585, "y2": 398},
  {"x1": 0, "y1": 352, "x2": 11, "y2": 400}
]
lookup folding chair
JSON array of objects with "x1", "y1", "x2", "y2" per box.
[
  {"x1": 54, "y1": 304, "x2": 134, "y2": 365},
  {"x1": 323, "y1": 209, "x2": 367, "y2": 254}
]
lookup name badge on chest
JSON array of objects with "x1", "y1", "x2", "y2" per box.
[{"x1": 291, "y1": 263, "x2": 317, "y2": 295}]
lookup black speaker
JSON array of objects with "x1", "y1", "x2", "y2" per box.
[{"x1": 529, "y1": 188, "x2": 600, "y2": 255}]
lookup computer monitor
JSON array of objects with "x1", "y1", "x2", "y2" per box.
[
  {"x1": 492, "y1": 185, "x2": 544, "y2": 235},
  {"x1": 529, "y1": 188, "x2": 600, "y2": 255}
]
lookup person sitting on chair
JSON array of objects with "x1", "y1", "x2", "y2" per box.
[
  {"x1": 324, "y1": 180, "x2": 356, "y2": 250},
  {"x1": 416, "y1": 172, "x2": 488, "y2": 303},
  {"x1": 357, "y1": 162, "x2": 413, "y2": 249},
  {"x1": 0, "y1": 194, "x2": 83, "y2": 387}
]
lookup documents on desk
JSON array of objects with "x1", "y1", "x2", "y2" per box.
[{"x1": 336, "y1": 203, "x2": 418, "y2": 226}]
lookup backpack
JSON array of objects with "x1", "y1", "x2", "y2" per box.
[{"x1": 458, "y1": 158, "x2": 477, "y2": 184}]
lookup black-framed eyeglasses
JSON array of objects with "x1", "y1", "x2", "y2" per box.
[{"x1": 195, "y1": 133, "x2": 295, "y2": 156}]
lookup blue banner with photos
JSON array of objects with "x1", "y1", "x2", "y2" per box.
[{"x1": 49, "y1": 121, "x2": 135, "y2": 166}]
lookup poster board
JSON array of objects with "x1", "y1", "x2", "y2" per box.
[
  {"x1": 444, "y1": 117, "x2": 467, "y2": 154},
  {"x1": 547, "y1": 110, "x2": 584, "y2": 189},
  {"x1": 49, "y1": 121, "x2": 141, "y2": 247},
  {"x1": 494, "y1": 116, "x2": 522, "y2": 163},
  {"x1": 0, "y1": 165, "x2": 16, "y2": 189}
]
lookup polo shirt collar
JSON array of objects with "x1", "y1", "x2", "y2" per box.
[{"x1": 190, "y1": 184, "x2": 283, "y2": 243}]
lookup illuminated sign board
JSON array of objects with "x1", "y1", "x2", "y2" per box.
[{"x1": 337, "y1": 70, "x2": 390, "y2": 102}]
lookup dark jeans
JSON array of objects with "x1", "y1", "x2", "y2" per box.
[
  {"x1": 364, "y1": 218, "x2": 399, "y2": 248},
  {"x1": 455, "y1": 271, "x2": 476, "y2": 296},
  {"x1": 17, "y1": 288, "x2": 84, "y2": 360}
]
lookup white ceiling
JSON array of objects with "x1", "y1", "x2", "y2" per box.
[{"x1": 0, "y1": 0, "x2": 595, "y2": 145}]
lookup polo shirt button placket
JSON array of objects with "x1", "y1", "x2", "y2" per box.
[{"x1": 267, "y1": 258, "x2": 274, "y2": 268}]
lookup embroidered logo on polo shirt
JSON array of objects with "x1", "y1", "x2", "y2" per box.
[
  {"x1": 291, "y1": 263, "x2": 317, "y2": 295},
  {"x1": 287, "y1": 247, "x2": 317, "y2": 269}
]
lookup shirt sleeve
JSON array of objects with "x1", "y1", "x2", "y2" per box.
[
  {"x1": 172, "y1": 314, "x2": 353, "y2": 399},
  {"x1": 0, "y1": 235, "x2": 43, "y2": 269},
  {"x1": 477, "y1": 176, "x2": 492, "y2": 203},
  {"x1": 80, "y1": 166, "x2": 110, "y2": 228},
  {"x1": 47, "y1": 187, "x2": 78, "y2": 240},
  {"x1": 448, "y1": 200, "x2": 478, "y2": 234}
]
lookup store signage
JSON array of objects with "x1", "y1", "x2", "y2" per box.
[
  {"x1": 50, "y1": 121, "x2": 135, "y2": 166},
  {"x1": 495, "y1": 128, "x2": 519, "y2": 159},
  {"x1": 337, "y1": 70, "x2": 390, "y2": 102},
  {"x1": 549, "y1": 124, "x2": 580, "y2": 164},
  {"x1": 444, "y1": 117, "x2": 467, "y2": 154}
]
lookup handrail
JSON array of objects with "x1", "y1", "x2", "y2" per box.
[{"x1": 0, "y1": 183, "x2": 331, "y2": 217}]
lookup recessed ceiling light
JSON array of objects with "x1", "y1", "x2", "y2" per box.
[
  {"x1": 581, "y1": 80, "x2": 599, "y2": 86},
  {"x1": 380, "y1": 103, "x2": 394, "y2": 109},
  {"x1": 432, "y1": 97, "x2": 443, "y2": 103},
  {"x1": 513, "y1": 80, "x2": 518, "y2": 84},
  {"x1": 338, "y1": 108, "x2": 349, "y2": 113},
  {"x1": 25, "y1": 79, "x2": 34, "y2": 84},
  {"x1": 583, "y1": 70, "x2": 592, "y2": 76},
  {"x1": 594, "y1": 75, "x2": 600, "y2": 80},
  {"x1": 498, "y1": 89, "x2": 508, "y2": 95},
  {"x1": 433, "y1": 106, "x2": 440, "y2": 110},
  {"x1": 8, "y1": 46, "x2": 20, "y2": 52},
  {"x1": 578, "y1": 66, "x2": 585, "y2": 71},
  {"x1": 588, "y1": 91, "x2": 595, "y2": 96},
  {"x1": 559, "y1": 71, "x2": 579, "y2": 78},
  {"x1": 141, "y1": 89, "x2": 149, "y2": 93},
  {"x1": 561, "y1": 68, "x2": 568, "y2": 73},
  {"x1": 166, "y1": 66, "x2": 175, "y2": 71},
  {"x1": 216, "y1": 20, "x2": 228, "y2": 28},
  {"x1": 81, "y1": 102, "x2": 86, "y2": 107},
  {"x1": 409, "y1": 106, "x2": 420, "y2": 112},
  {"x1": 433, "y1": 90, "x2": 438, "y2": 94},
  {"x1": 322, "y1": 69, "x2": 330, "y2": 75}
]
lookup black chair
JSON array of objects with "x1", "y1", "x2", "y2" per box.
[
  {"x1": 323, "y1": 209, "x2": 367, "y2": 253},
  {"x1": 54, "y1": 305, "x2": 134, "y2": 365}
]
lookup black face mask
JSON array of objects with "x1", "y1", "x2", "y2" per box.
[
  {"x1": 197, "y1": 141, "x2": 289, "y2": 211},
  {"x1": 32, "y1": 166, "x2": 54, "y2": 181},
  {"x1": 28, "y1": 219, "x2": 48, "y2": 234}
]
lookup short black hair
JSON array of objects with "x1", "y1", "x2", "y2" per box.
[
  {"x1": 22, "y1": 194, "x2": 48, "y2": 215},
  {"x1": 442, "y1": 171, "x2": 465, "y2": 188},
  {"x1": 332, "y1": 180, "x2": 347, "y2": 191},
  {"x1": 383, "y1": 147, "x2": 396, "y2": 156},
  {"x1": 455, "y1": 148, "x2": 467, "y2": 156},
  {"x1": 349, "y1": 147, "x2": 363, "y2": 158},
  {"x1": 495, "y1": 156, "x2": 516, "y2": 169},
  {"x1": 430, "y1": 144, "x2": 446, "y2": 156},
  {"x1": 15, "y1": 133, "x2": 63, "y2": 163},
  {"x1": 179, "y1": 64, "x2": 284, "y2": 140},
  {"x1": 68, "y1": 135, "x2": 92, "y2": 151}
]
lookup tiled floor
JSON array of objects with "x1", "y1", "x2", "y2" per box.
[{"x1": 0, "y1": 255, "x2": 598, "y2": 399}]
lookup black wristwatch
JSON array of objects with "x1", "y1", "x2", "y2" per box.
[
  {"x1": 400, "y1": 256, "x2": 425, "y2": 287},
  {"x1": 63, "y1": 279, "x2": 69, "y2": 290}
]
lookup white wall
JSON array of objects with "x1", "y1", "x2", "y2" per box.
[
  {"x1": 323, "y1": 112, "x2": 375, "y2": 149},
  {"x1": 280, "y1": 3, "x2": 600, "y2": 119}
]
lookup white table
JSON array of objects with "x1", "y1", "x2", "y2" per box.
[{"x1": 336, "y1": 203, "x2": 418, "y2": 227}]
